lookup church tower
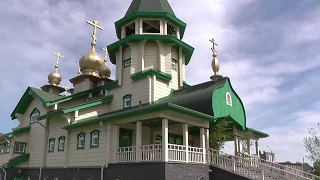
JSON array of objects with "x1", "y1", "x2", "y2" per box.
[{"x1": 107, "y1": 0, "x2": 194, "y2": 103}]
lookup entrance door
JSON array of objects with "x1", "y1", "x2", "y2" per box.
[{"x1": 119, "y1": 128, "x2": 133, "y2": 148}]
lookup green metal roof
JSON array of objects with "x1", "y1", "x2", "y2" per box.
[
  {"x1": 38, "y1": 95, "x2": 114, "y2": 120},
  {"x1": 3, "y1": 153, "x2": 30, "y2": 168},
  {"x1": 11, "y1": 81, "x2": 119, "y2": 120},
  {"x1": 162, "y1": 78, "x2": 227, "y2": 116},
  {"x1": 125, "y1": 0, "x2": 175, "y2": 17},
  {"x1": 10, "y1": 87, "x2": 62, "y2": 119}
]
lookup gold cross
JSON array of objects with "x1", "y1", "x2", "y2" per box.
[
  {"x1": 209, "y1": 38, "x2": 218, "y2": 56},
  {"x1": 52, "y1": 52, "x2": 63, "y2": 69},
  {"x1": 86, "y1": 20, "x2": 104, "y2": 48},
  {"x1": 101, "y1": 47, "x2": 108, "y2": 62}
]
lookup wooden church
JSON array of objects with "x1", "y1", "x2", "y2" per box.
[{"x1": 0, "y1": 0, "x2": 275, "y2": 179}]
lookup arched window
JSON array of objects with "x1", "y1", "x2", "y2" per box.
[
  {"x1": 48, "y1": 138, "x2": 55, "y2": 152},
  {"x1": 30, "y1": 108, "x2": 40, "y2": 124},
  {"x1": 58, "y1": 136, "x2": 65, "y2": 152},
  {"x1": 77, "y1": 132, "x2": 86, "y2": 150},
  {"x1": 123, "y1": 94, "x2": 132, "y2": 108},
  {"x1": 226, "y1": 92, "x2": 232, "y2": 106},
  {"x1": 90, "y1": 130, "x2": 100, "y2": 148}
]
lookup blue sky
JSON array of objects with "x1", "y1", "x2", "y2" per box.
[{"x1": 0, "y1": 0, "x2": 319, "y2": 164}]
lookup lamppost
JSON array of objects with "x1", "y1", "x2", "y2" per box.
[{"x1": 267, "y1": 145, "x2": 273, "y2": 162}]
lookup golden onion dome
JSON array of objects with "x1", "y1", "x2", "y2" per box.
[
  {"x1": 99, "y1": 63, "x2": 111, "y2": 78},
  {"x1": 79, "y1": 49, "x2": 105, "y2": 76},
  {"x1": 48, "y1": 71, "x2": 62, "y2": 86}
]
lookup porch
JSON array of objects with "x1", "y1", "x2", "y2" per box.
[{"x1": 111, "y1": 117, "x2": 210, "y2": 164}]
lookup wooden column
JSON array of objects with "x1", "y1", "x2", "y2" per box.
[
  {"x1": 255, "y1": 140, "x2": 260, "y2": 158},
  {"x1": 162, "y1": 119, "x2": 168, "y2": 162},
  {"x1": 113, "y1": 125, "x2": 119, "y2": 162},
  {"x1": 234, "y1": 136, "x2": 239, "y2": 155},
  {"x1": 183, "y1": 124, "x2": 189, "y2": 163},
  {"x1": 200, "y1": 128, "x2": 206, "y2": 163},
  {"x1": 136, "y1": 121, "x2": 142, "y2": 162}
]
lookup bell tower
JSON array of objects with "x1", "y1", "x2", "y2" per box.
[{"x1": 107, "y1": 0, "x2": 194, "y2": 103}]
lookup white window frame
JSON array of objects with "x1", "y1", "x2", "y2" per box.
[
  {"x1": 77, "y1": 133, "x2": 86, "y2": 150},
  {"x1": 5, "y1": 143, "x2": 10, "y2": 153},
  {"x1": 30, "y1": 110, "x2": 40, "y2": 124},
  {"x1": 0, "y1": 144, "x2": 4, "y2": 154},
  {"x1": 58, "y1": 137, "x2": 65, "y2": 151},
  {"x1": 91, "y1": 132, "x2": 99, "y2": 147},
  {"x1": 14, "y1": 143, "x2": 26, "y2": 153},
  {"x1": 48, "y1": 138, "x2": 55, "y2": 152},
  {"x1": 226, "y1": 92, "x2": 232, "y2": 106}
]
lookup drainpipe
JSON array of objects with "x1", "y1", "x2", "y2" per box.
[
  {"x1": 2, "y1": 168, "x2": 7, "y2": 180},
  {"x1": 100, "y1": 121, "x2": 108, "y2": 180},
  {"x1": 38, "y1": 121, "x2": 49, "y2": 180}
]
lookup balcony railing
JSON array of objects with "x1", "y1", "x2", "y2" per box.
[{"x1": 116, "y1": 144, "x2": 205, "y2": 163}]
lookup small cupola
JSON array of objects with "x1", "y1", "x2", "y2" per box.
[{"x1": 41, "y1": 52, "x2": 66, "y2": 95}]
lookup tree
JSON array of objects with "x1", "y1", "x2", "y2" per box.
[
  {"x1": 314, "y1": 160, "x2": 320, "y2": 176},
  {"x1": 241, "y1": 129, "x2": 254, "y2": 154},
  {"x1": 304, "y1": 123, "x2": 320, "y2": 162},
  {"x1": 209, "y1": 118, "x2": 231, "y2": 151},
  {"x1": 302, "y1": 162, "x2": 313, "y2": 173}
]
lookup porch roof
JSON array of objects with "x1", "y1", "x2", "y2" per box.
[
  {"x1": 248, "y1": 128, "x2": 269, "y2": 138},
  {"x1": 62, "y1": 103, "x2": 215, "y2": 130}
]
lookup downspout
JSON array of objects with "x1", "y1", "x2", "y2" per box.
[
  {"x1": 2, "y1": 168, "x2": 7, "y2": 180},
  {"x1": 38, "y1": 121, "x2": 49, "y2": 180},
  {"x1": 100, "y1": 121, "x2": 108, "y2": 180}
]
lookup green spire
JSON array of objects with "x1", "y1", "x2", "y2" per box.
[{"x1": 125, "y1": 0, "x2": 176, "y2": 17}]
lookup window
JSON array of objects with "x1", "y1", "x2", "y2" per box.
[
  {"x1": 171, "y1": 59, "x2": 177, "y2": 70},
  {"x1": 27, "y1": 175, "x2": 31, "y2": 180},
  {"x1": 5, "y1": 143, "x2": 10, "y2": 153},
  {"x1": 48, "y1": 138, "x2": 55, "y2": 153},
  {"x1": 30, "y1": 108, "x2": 40, "y2": 124},
  {"x1": 125, "y1": 22, "x2": 135, "y2": 37},
  {"x1": 167, "y1": 23, "x2": 176, "y2": 36},
  {"x1": 123, "y1": 94, "x2": 132, "y2": 108},
  {"x1": 168, "y1": 134, "x2": 183, "y2": 145},
  {"x1": 58, "y1": 136, "x2": 65, "y2": 152},
  {"x1": 124, "y1": 58, "x2": 131, "y2": 68},
  {"x1": 90, "y1": 130, "x2": 100, "y2": 148},
  {"x1": 14, "y1": 142, "x2": 26, "y2": 154},
  {"x1": 226, "y1": 92, "x2": 232, "y2": 106},
  {"x1": 142, "y1": 20, "x2": 160, "y2": 34},
  {"x1": 0, "y1": 144, "x2": 4, "y2": 154},
  {"x1": 53, "y1": 177, "x2": 59, "y2": 180},
  {"x1": 77, "y1": 132, "x2": 86, "y2": 150}
]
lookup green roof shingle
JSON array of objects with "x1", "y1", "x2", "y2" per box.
[{"x1": 125, "y1": 0, "x2": 176, "y2": 17}]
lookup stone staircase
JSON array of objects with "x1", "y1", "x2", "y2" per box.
[{"x1": 209, "y1": 149, "x2": 320, "y2": 180}]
